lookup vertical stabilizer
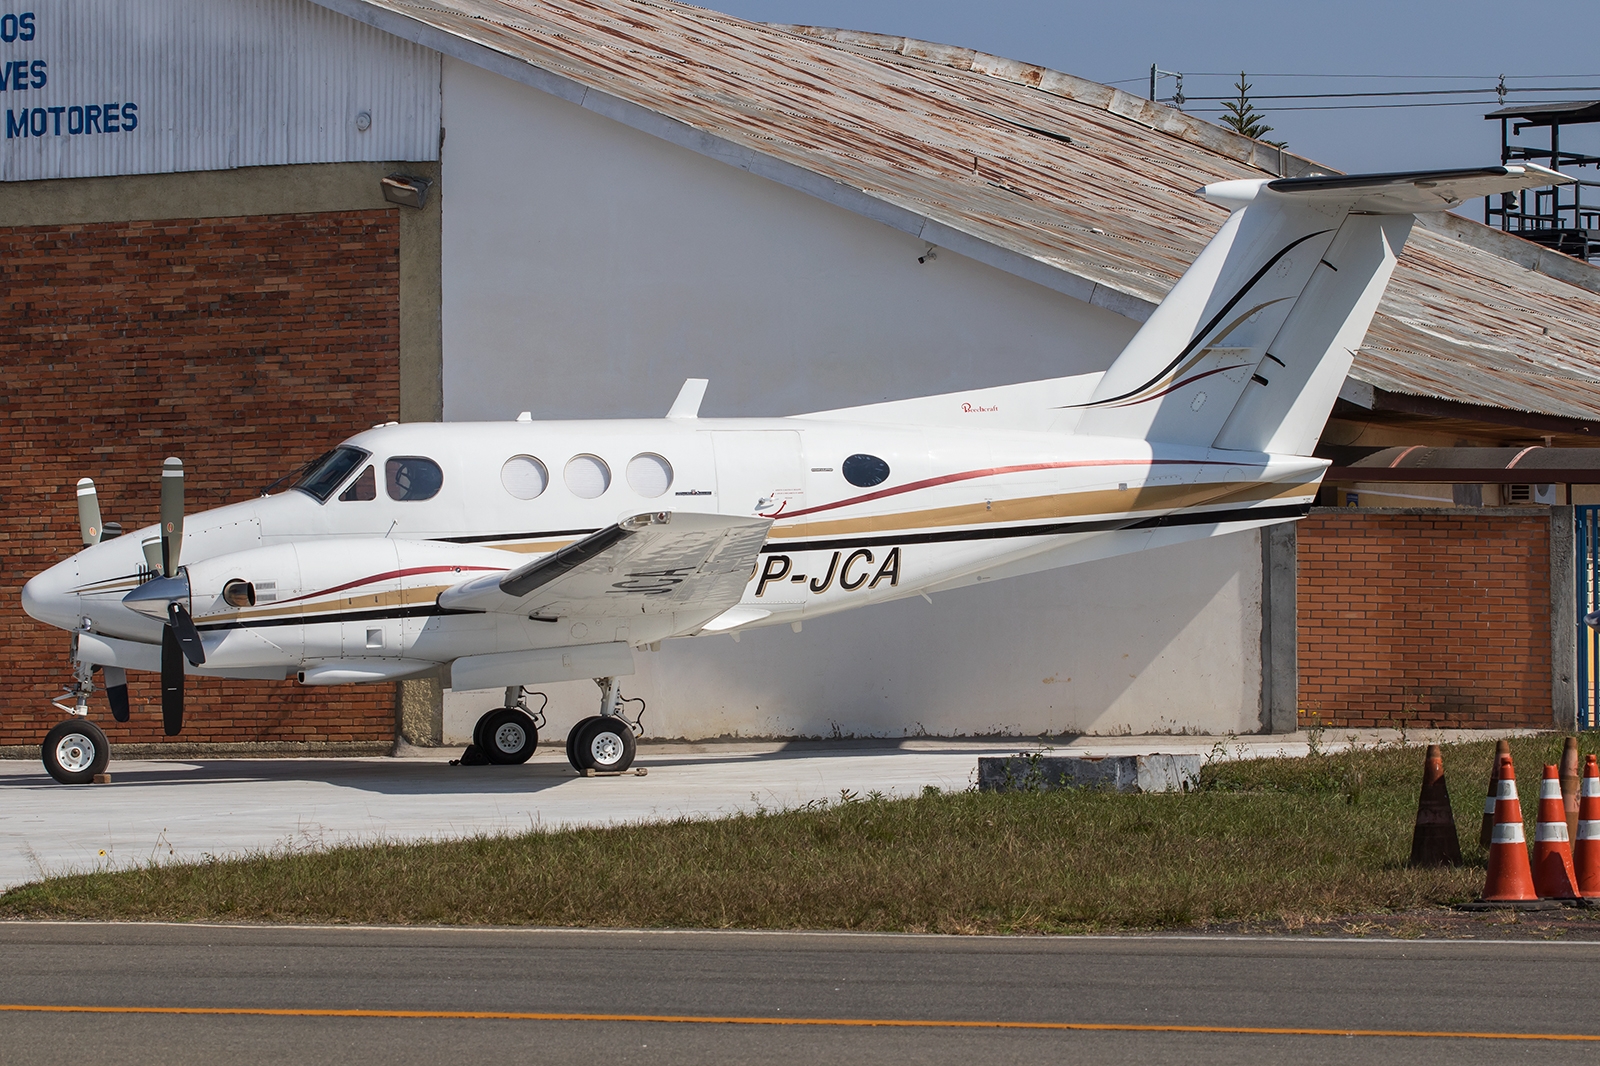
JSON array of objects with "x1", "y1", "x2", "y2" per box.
[{"x1": 1069, "y1": 164, "x2": 1567, "y2": 454}]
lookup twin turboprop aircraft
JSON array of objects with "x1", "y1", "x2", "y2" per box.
[{"x1": 21, "y1": 164, "x2": 1562, "y2": 783}]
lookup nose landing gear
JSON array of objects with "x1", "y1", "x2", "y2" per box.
[
  {"x1": 42, "y1": 651, "x2": 111, "y2": 785},
  {"x1": 565, "y1": 677, "x2": 644, "y2": 773}
]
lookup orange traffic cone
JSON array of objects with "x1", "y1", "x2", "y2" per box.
[
  {"x1": 1479, "y1": 755, "x2": 1540, "y2": 903},
  {"x1": 1480, "y1": 739, "x2": 1512, "y2": 849},
  {"x1": 1533, "y1": 764, "x2": 1580, "y2": 900},
  {"x1": 1575, "y1": 755, "x2": 1600, "y2": 899},
  {"x1": 1409, "y1": 745, "x2": 1461, "y2": 867}
]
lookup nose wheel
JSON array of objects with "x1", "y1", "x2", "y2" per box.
[
  {"x1": 565, "y1": 677, "x2": 643, "y2": 773},
  {"x1": 42, "y1": 719, "x2": 109, "y2": 785}
]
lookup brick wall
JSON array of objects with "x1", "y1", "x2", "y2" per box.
[
  {"x1": 0, "y1": 211, "x2": 402, "y2": 748},
  {"x1": 1298, "y1": 510, "x2": 1552, "y2": 729}
]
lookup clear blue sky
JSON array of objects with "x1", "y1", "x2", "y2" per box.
[{"x1": 701, "y1": 0, "x2": 1600, "y2": 218}]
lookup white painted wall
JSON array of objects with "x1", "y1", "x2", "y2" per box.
[{"x1": 438, "y1": 57, "x2": 1266, "y2": 740}]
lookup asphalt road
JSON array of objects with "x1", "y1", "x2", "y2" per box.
[{"x1": 1, "y1": 923, "x2": 1596, "y2": 1065}]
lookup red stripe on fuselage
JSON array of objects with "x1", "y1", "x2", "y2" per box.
[{"x1": 273, "y1": 565, "x2": 504, "y2": 605}]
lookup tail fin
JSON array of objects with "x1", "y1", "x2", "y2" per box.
[{"x1": 1073, "y1": 165, "x2": 1565, "y2": 453}]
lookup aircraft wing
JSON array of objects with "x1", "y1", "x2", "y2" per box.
[{"x1": 436, "y1": 511, "x2": 771, "y2": 620}]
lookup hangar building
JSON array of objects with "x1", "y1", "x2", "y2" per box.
[{"x1": 5, "y1": 0, "x2": 1600, "y2": 752}]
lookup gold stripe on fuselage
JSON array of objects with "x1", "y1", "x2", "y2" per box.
[
  {"x1": 193, "y1": 583, "x2": 456, "y2": 625},
  {"x1": 768, "y1": 479, "x2": 1317, "y2": 542}
]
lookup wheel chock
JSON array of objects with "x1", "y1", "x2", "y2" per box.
[
  {"x1": 581, "y1": 767, "x2": 648, "y2": 777},
  {"x1": 92, "y1": 773, "x2": 112, "y2": 784}
]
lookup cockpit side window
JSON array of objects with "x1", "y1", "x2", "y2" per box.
[
  {"x1": 386, "y1": 456, "x2": 444, "y2": 501},
  {"x1": 293, "y1": 446, "x2": 371, "y2": 503},
  {"x1": 338, "y1": 465, "x2": 377, "y2": 502}
]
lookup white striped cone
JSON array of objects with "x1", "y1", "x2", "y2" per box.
[{"x1": 1534, "y1": 766, "x2": 1579, "y2": 900}]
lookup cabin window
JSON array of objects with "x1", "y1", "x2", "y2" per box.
[
  {"x1": 338, "y1": 465, "x2": 377, "y2": 501},
  {"x1": 293, "y1": 446, "x2": 371, "y2": 503},
  {"x1": 626, "y1": 453, "x2": 673, "y2": 498},
  {"x1": 501, "y1": 455, "x2": 549, "y2": 500},
  {"x1": 564, "y1": 454, "x2": 611, "y2": 499},
  {"x1": 386, "y1": 456, "x2": 444, "y2": 501},
  {"x1": 842, "y1": 453, "x2": 890, "y2": 488}
]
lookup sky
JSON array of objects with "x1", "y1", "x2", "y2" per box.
[{"x1": 698, "y1": 0, "x2": 1600, "y2": 221}]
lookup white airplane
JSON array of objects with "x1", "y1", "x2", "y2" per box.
[{"x1": 21, "y1": 164, "x2": 1562, "y2": 784}]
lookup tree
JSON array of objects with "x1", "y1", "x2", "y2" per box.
[{"x1": 1219, "y1": 72, "x2": 1287, "y2": 148}]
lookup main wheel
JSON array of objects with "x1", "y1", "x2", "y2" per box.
[
  {"x1": 576, "y1": 716, "x2": 637, "y2": 773},
  {"x1": 566, "y1": 715, "x2": 602, "y2": 771},
  {"x1": 42, "y1": 720, "x2": 109, "y2": 785},
  {"x1": 477, "y1": 708, "x2": 538, "y2": 765}
]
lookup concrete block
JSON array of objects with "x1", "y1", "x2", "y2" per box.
[{"x1": 977, "y1": 753, "x2": 1202, "y2": 794}]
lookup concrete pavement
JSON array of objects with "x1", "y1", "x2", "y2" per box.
[{"x1": 0, "y1": 729, "x2": 1529, "y2": 890}]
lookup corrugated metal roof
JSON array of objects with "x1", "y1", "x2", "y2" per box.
[{"x1": 321, "y1": 0, "x2": 1600, "y2": 423}]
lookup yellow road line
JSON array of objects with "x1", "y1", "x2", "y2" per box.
[{"x1": 0, "y1": 1004, "x2": 1595, "y2": 1041}]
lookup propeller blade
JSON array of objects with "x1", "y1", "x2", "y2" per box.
[
  {"x1": 160, "y1": 457, "x2": 184, "y2": 577},
  {"x1": 76, "y1": 478, "x2": 103, "y2": 545},
  {"x1": 161, "y1": 625, "x2": 184, "y2": 735},
  {"x1": 168, "y1": 602, "x2": 207, "y2": 666},
  {"x1": 104, "y1": 665, "x2": 130, "y2": 723}
]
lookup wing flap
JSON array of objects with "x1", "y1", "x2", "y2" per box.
[{"x1": 437, "y1": 511, "x2": 771, "y2": 620}]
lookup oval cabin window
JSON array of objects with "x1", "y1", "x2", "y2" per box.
[
  {"x1": 564, "y1": 454, "x2": 611, "y2": 499},
  {"x1": 842, "y1": 453, "x2": 890, "y2": 488},
  {"x1": 501, "y1": 455, "x2": 549, "y2": 500},
  {"x1": 385, "y1": 456, "x2": 444, "y2": 501},
  {"x1": 626, "y1": 453, "x2": 673, "y2": 498}
]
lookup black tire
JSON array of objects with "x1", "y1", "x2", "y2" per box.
[
  {"x1": 42, "y1": 720, "x2": 109, "y2": 785},
  {"x1": 471, "y1": 710, "x2": 493, "y2": 751},
  {"x1": 576, "y1": 716, "x2": 637, "y2": 772},
  {"x1": 566, "y1": 715, "x2": 602, "y2": 771},
  {"x1": 478, "y1": 708, "x2": 537, "y2": 765}
]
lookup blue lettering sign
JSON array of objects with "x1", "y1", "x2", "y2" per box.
[
  {"x1": 0, "y1": 62, "x2": 10, "y2": 91},
  {"x1": 103, "y1": 102, "x2": 117, "y2": 132},
  {"x1": 65, "y1": 103, "x2": 79, "y2": 133},
  {"x1": 121, "y1": 101, "x2": 136, "y2": 131},
  {"x1": 27, "y1": 104, "x2": 42, "y2": 136},
  {"x1": 29, "y1": 58, "x2": 42, "y2": 87},
  {"x1": 4, "y1": 108, "x2": 24, "y2": 137},
  {"x1": 84, "y1": 103, "x2": 98, "y2": 133},
  {"x1": 0, "y1": 12, "x2": 33, "y2": 42}
]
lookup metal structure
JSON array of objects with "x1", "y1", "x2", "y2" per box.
[
  {"x1": 1577, "y1": 506, "x2": 1600, "y2": 729},
  {"x1": 1486, "y1": 101, "x2": 1600, "y2": 261}
]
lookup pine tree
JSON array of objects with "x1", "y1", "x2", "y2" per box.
[{"x1": 1219, "y1": 72, "x2": 1286, "y2": 148}]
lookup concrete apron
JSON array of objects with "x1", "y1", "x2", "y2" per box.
[{"x1": 0, "y1": 729, "x2": 1540, "y2": 891}]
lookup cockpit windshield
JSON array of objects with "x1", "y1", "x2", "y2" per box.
[{"x1": 292, "y1": 446, "x2": 371, "y2": 503}]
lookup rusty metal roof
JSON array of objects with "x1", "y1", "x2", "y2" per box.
[{"x1": 325, "y1": 0, "x2": 1600, "y2": 424}]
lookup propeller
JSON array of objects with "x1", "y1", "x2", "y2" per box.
[
  {"x1": 76, "y1": 478, "x2": 130, "y2": 718},
  {"x1": 121, "y1": 457, "x2": 204, "y2": 736},
  {"x1": 76, "y1": 478, "x2": 103, "y2": 545}
]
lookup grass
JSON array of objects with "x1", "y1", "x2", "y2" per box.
[{"x1": 2, "y1": 734, "x2": 1597, "y2": 933}]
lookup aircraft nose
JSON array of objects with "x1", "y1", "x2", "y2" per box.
[{"x1": 20, "y1": 558, "x2": 80, "y2": 629}]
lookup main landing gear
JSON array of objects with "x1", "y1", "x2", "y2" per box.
[
  {"x1": 564, "y1": 677, "x2": 643, "y2": 774},
  {"x1": 458, "y1": 678, "x2": 644, "y2": 774},
  {"x1": 467, "y1": 687, "x2": 547, "y2": 764}
]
